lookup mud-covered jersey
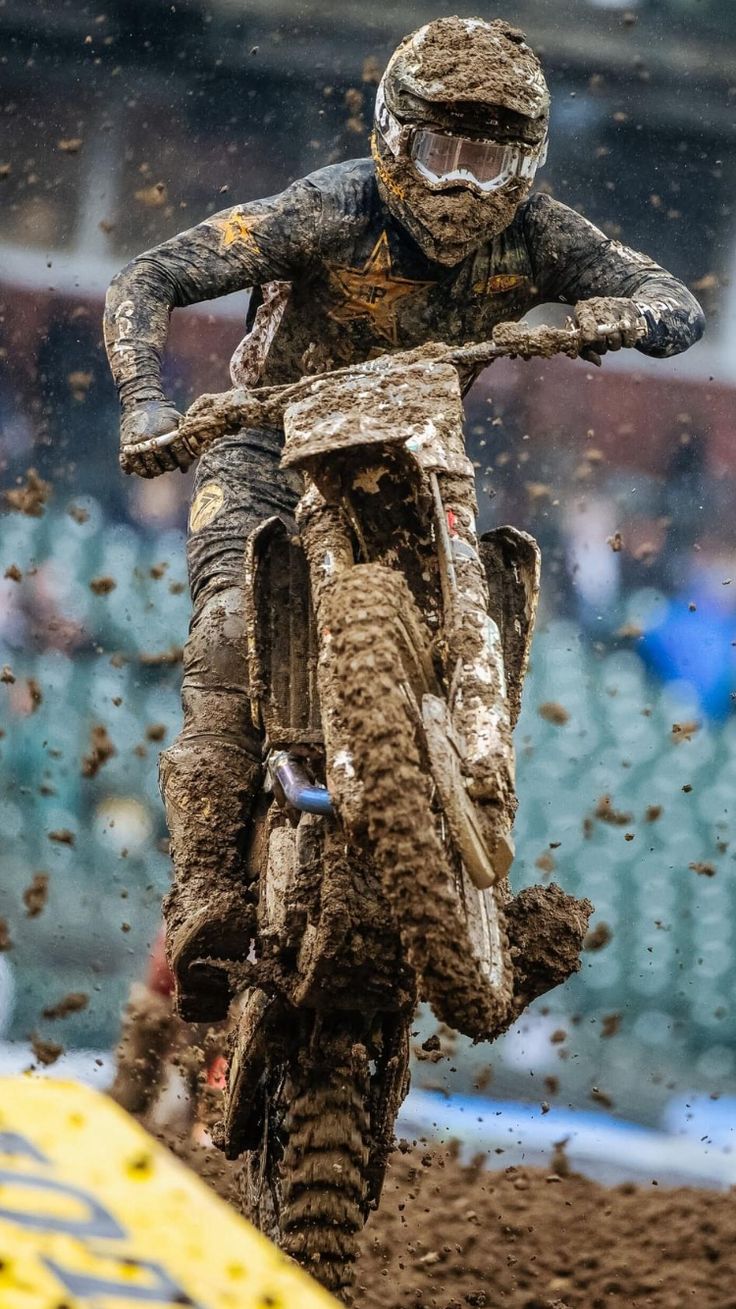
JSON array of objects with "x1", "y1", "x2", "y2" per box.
[{"x1": 104, "y1": 157, "x2": 704, "y2": 406}]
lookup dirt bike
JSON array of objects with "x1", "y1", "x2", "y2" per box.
[{"x1": 135, "y1": 319, "x2": 619, "y2": 1294}]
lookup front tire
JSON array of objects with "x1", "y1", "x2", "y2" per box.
[{"x1": 321, "y1": 563, "x2": 514, "y2": 1039}]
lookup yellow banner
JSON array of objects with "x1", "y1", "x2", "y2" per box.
[{"x1": 0, "y1": 1076, "x2": 337, "y2": 1308}]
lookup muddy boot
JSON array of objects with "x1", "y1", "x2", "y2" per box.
[
  {"x1": 110, "y1": 981, "x2": 178, "y2": 1117},
  {"x1": 160, "y1": 738, "x2": 260, "y2": 1023}
]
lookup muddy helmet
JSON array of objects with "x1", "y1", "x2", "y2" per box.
[{"x1": 372, "y1": 16, "x2": 550, "y2": 265}]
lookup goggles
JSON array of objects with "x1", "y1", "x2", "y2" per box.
[{"x1": 375, "y1": 83, "x2": 547, "y2": 195}]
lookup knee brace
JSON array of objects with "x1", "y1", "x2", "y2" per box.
[{"x1": 179, "y1": 585, "x2": 261, "y2": 759}]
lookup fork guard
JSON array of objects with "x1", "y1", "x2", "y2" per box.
[
  {"x1": 221, "y1": 987, "x2": 283, "y2": 1158},
  {"x1": 422, "y1": 693, "x2": 513, "y2": 888},
  {"x1": 479, "y1": 526, "x2": 541, "y2": 730}
]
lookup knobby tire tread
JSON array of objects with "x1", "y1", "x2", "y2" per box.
[
  {"x1": 279, "y1": 1032, "x2": 371, "y2": 1295},
  {"x1": 322, "y1": 563, "x2": 513, "y2": 1038}
]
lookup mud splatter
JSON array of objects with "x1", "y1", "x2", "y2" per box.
[
  {"x1": 538, "y1": 701, "x2": 569, "y2": 725},
  {"x1": 30, "y1": 1034, "x2": 64, "y2": 1066},
  {"x1": 48, "y1": 828, "x2": 75, "y2": 845},
  {"x1": 81, "y1": 723, "x2": 116, "y2": 778},
  {"x1": 22, "y1": 872, "x2": 49, "y2": 918},
  {"x1": 3, "y1": 468, "x2": 51, "y2": 517},
  {"x1": 89, "y1": 575, "x2": 117, "y2": 595},
  {"x1": 42, "y1": 991, "x2": 89, "y2": 1020}
]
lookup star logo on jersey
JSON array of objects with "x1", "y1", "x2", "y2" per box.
[
  {"x1": 207, "y1": 210, "x2": 264, "y2": 251},
  {"x1": 327, "y1": 231, "x2": 434, "y2": 346}
]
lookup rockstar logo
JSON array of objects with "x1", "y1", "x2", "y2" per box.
[
  {"x1": 206, "y1": 210, "x2": 264, "y2": 251},
  {"x1": 327, "y1": 231, "x2": 434, "y2": 346}
]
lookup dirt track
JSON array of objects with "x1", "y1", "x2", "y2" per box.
[{"x1": 172, "y1": 1130, "x2": 736, "y2": 1307}]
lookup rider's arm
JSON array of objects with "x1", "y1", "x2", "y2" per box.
[
  {"x1": 523, "y1": 193, "x2": 705, "y2": 358},
  {"x1": 104, "y1": 179, "x2": 323, "y2": 407}
]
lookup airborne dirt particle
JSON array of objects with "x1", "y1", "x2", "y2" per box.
[
  {"x1": 584, "y1": 921, "x2": 612, "y2": 951},
  {"x1": 535, "y1": 850, "x2": 556, "y2": 875},
  {"x1": 3, "y1": 468, "x2": 52, "y2": 517},
  {"x1": 590, "y1": 1085, "x2": 614, "y2": 1109},
  {"x1": 537, "y1": 701, "x2": 569, "y2": 725},
  {"x1": 30, "y1": 1033, "x2": 64, "y2": 1066},
  {"x1": 22, "y1": 872, "x2": 49, "y2": 918},
  {"x1": 689, "y1": 861, "x2": 716, "y2": 878},
  {"x1": 362, "y1": 54, "x2": 381, "y2": 85},
  {"x1": 27, "y1": 677, "x2": 43, "y2": 713},
  {"x1": 135, "y1": 182, "x2": 167, "y2": 208},
  {"x1": 593, "y1": 794, "x2": 632, "y2": 826},
  {"x1": 89, "y1": 575, "x2": 117, "y2": 595},
  {"x1": 0, "y1": 918, "x2": 11, "y2": 951},
  {"x1": 671, "y1": 720, "x2": 700, "y2": 743},
  {"x1": 0, "y1": 665, "x2": 15, "y2": 684},
  {"x1": 42, "y1": 991, "x2": 89, "y2": 1020},
  {"x1": 68, "y1": 503, "x2": 90, "y2": 523},
  {"x1": 66, "y1": 372, "x2": 93, "y2": 405},
  {"x1": 4, "y1": 563, "x2": 22, "y2": 582},
  {"x1": 48, "y1": 828, "x2": 75, "y2": 845},
  {"x1": 81, "y1": 723, "x2": 116, "y2": 777}
]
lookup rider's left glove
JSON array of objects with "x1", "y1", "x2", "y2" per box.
[
  {"x1": 119, "y1": 399, "x2": 193, "y2": 479},
  {"x1": 574, "y1": 296, "x2": 645, "y2": 364}
]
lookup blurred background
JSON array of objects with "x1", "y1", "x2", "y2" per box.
[{"x1": 1, "y1": 0, "x2": 735, "y2": 1156}]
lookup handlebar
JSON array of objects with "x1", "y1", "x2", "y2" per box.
[{"x1": 135, "y1": 318, "x2": 643, "y2": 461}]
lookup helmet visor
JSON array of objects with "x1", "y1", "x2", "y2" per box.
[{"x1": 411, "y1": 127, "x2": 541, "y2": 193}]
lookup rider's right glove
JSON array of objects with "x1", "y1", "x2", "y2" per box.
[
  {"x1": 119, "y1": 399, "x2": 193, "y2": 478},
  {"x1": 574, "y1": 296, "x2": 645, "y2": 366}
]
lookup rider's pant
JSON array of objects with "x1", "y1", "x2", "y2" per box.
[{"x1": 160, "y1": 428, "x2": 301, "y2": 944}]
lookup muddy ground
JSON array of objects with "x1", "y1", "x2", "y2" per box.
[{"x1": 168, "y1": 1128, "x2": 736, "y2": 1308}]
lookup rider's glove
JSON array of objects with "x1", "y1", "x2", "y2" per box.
[
  {"x1": 119, "y1": 399, "x2": 192, "y2": 479},
  {"x1": 574, "y1": 296, "x2": 645, "y2": 365}
]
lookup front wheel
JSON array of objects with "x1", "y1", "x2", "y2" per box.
[{"x1": 321, "y1": 563, "x2": 514, "y2": 1040}]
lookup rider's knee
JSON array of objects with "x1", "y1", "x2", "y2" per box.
[
  {"x1": 183, "y1": 585, "x2": 247, "y2": 693},
  {"x1": 159, "y1": 736, "x2": 261, "y2": 818}
]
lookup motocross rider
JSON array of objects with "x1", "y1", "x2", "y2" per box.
[{"x1": 104, "y1": 16, "x2": 704, "y2": 1022}]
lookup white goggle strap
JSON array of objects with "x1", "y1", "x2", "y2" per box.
[{"x1": 374, "y1": 81, "x2": 405, "y2": 158}]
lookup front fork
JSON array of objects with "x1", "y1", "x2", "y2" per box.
[
  {"x1": 430, "y1": 465, "x2": 516, "y2": 824},
  {"x1": 294, "y1": 485, "x2": 366, "y2": 830}
]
